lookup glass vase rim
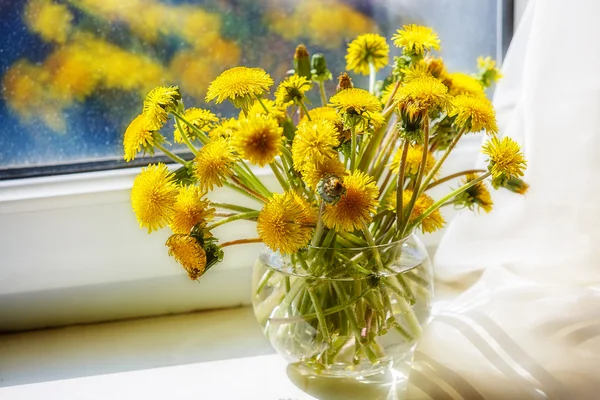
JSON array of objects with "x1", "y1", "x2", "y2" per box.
[{"x1": 306, "y1": 233, "x2": 414, "y2": 252}]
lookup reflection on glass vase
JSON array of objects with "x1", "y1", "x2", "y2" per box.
[{"x1": 252, "y1": 233, "x2": 433, "y2": 380}]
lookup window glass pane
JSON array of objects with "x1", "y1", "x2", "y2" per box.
[{"x1": 0, "y1": 0, "x2": 510, "y2": 177}]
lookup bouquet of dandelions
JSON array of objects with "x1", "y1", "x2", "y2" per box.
[{"x1": 124, "y1": 25, "x2": 527, "y2": 371}]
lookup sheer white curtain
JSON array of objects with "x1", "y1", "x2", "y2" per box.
[{"x1": 408, "y1": 1, "x2": 600, "y2": 398}]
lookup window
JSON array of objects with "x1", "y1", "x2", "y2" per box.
[
  {"x1": 0, "y1": 0, "x2": 512, "y2": 178},
  {"x1": 0, "y1": 0, "x2": 514, "y2": 331}
]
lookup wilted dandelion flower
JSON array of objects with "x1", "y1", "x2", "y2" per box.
[
  {"x1": 166, "y1": 234, "x2": 207, "y2": 280},
  {"x1": 455, "y1": 173, "x2": 493, "y2": 213}
]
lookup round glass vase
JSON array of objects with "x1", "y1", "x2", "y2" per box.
[{"x1": 251, "y1": 233, "x2": 433, "y2": 379}]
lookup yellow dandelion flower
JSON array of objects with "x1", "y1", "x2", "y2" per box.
[
  {"x1": 322, "y1": 170, "x2": 379, "y2": 233},
  {"x1": 274, "y1": 75, "x2": 312, "y2": 107},
  {"x1": 477, "y1": 56, "x2": 503, "y2": 88},
  {"x1": 123, "y1": 113, "x2": 161, "y2": 162},
  {"x1": 387, "y1": 190, "x2": 445, "y2": 233},
  {"x1": 143, "y1": 86, "x2": 181, "y2": 130},
  {"x1": 257, "y1": 191, "x2": 317, "y2": 254},
  {"x1": 170, "y1": 185, "x2": 216, "y2": 235},
  {"x1": 446, "y1": 72, "x2": 485, "y2": 97},
  {"x1": 242, "y1": 99, "x2": 286, "y2": 122},
  {"x1": 205, "y1": 66, "x2": 274, "y2": 112},
  {"x1": 208, "y1": 118, "x2": 239, "y2": 140},
  {"x1": 131, "y1": 163, "x2": 179, "y2": 233},
  {"x1": 389, "y1": 144, "x2": 437, "y2": 176},
  {"x1": 345, "y1": 33, "x2": 390, "y2": 75},
  {"x1": 193, "y1": 137, "x2": 237, "y2": 192},
  {"x1": 395, "y1": 76, "x2": 449, "y2": 123},
  {"x1": 174, "y1": 108, "x2": 219, "y2": 144},
  {"x1": 482, "y1": 136, "x2": 527, "y2": 180},
  {"x1": 233, "y1": 115, "x2": 283, "y2": 167},
  {"x1": 302, "y1": 156, "x2": 346, "y2": 190},
  {"x1": 449, "y1": 94, "x2": 498, "y2": 134},
  {"x1": 292, "y1": 119, "x2": 340, "y2": 172},
  {"x1": 329, "y1": 88, "x2": 382, "y2": 129},
  {"x1": 402, "y1": 56, "x2": 448, "y2": 82},
  {"x1": 392, "y1": 25, "x2": 440, "y2": 56},
  {"x1": 299, "y1": 106, "x2": 340, "y2": 127},
  {"x1": 166, "y1": 234, "x2": 207, "y2": 280},
  {"x1": 455, "y1": 173, "x2": 493, "y2": 213}
]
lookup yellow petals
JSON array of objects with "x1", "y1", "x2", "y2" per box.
[
  {"x1": 389, "y1": 144, "x2": 436, "y2": 177},
  {"x1": 257, "y1": 191, "x2": 317, "y2": 254},
  {"x1": 208, "y1": 118, "x2": 239, "y2": 140},
  {"x1": 166, "y1": 234, "x2": 207, "y2": 280},
  {"x1": 345, "y1": 33, "x2": 389, "y2": 75},
  {"x1": 482, "y1": 136, "x2": 527, "y2": 180},
  {"x1": 193, "y1": 137, "x2": 236, "y2": 192},
  {"x1": 322, "y1": 170, "x2": 379, "y2": 233},
  {"x1": 233, "y1": 115, "x2": 283, "y2": 167},
  {"x1": 242, "y1": 99, "x2": 285, "y2": 122},
  {"x1": 170, "y1": 185, "x2": 215, "y2": 234},
  {"x1": 292, "y1": 119, "x2": 340, "y2": 173},
  {"x1": 301, "y1": 157, "x2": 347, "y2": 190},
  {"x1": 392, "y1": 25, "x2": 440, "y2": 56},
  {"x1": 174, "y1": 108, "x2": 218, "y2": 144},
  {"x1": 205, "y1": 66, "x2": 273, "y2": 112},
  {"x1": 388, "y1": 190, "x2": 445, "y2": 234},
  {"x1": 143, "y1": 86, "x2": 181, "y2": 130},
  {"x1": 395, "y1": 76, "x2": 448, "y2": 122},
  {"x1": 457, "y1": 174, "x2": 493, "y2": 213},
  {"x1": 446, "y1": 72, "x2": 485, "y2": 97},
  {"x1": 123, "y1": 113, "x2": 160, "y2": 162},
  {"x1": 449, "y1": 94, "x2": 498, "y2": 134},
  {"x1": 274, "y1": 75, "x2": 311, "y2": 107},
  {"x1": 329, "y1": 88, "x2": 382, "y2": 130},
  {"x1": 131, "y1": 164, "x2": 179, "y2": 233}
]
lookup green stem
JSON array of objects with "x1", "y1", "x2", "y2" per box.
[
  {"x1": 155, "y1": 143, "x2": 187, "y2": 165},
  {"x1": 220, "y1": 238, "x2": 262, "y2": 248},
  {"x1": 350, "y1": 117, "x2": 358, "y2": 171},
  {"x1": 425, "y1": 169, "x2": 487, "y2": 191},
  {"x1": 400, "y1": 117, "x2": 430, "y2": 237},
  {"x1": 308, "y1": 288, "x2": 331, "y2": 344},
  {"x1": 407, "y1": 171, "x2": 492, "y2": 233},
  {"x1": 175, "y1": 116, "x2": 199, "y2": 156},
  {"x1": 269, "y1": 162, "x2": 289, "y2": 191},
  {"x1": 418, "y1": 129, "x2": 465, "y2": 198},
  {"x1": 207, "y1": 211, "x2": 261, "y2": 230},
  {"x1": 171, "y1": 111, "x2": 210, "y2": 145},
  {"x1": 361, "y1": 222, "x2": 383, "y2": 270},
  {"x1": 256, "y1": 96, "x2": 270, "y2": 114},
  {"x1": 231, "y1": 176, "x2": 268, "y2": 202},
  {"x1": 209, "y1": 202, "x2": 257, "y2": 213},
  {"x1": 368, "y1": 60, "x2": 376, "y2": 94},
  {"x1": 318, "y1": 81, "x2": 327, "y2": 106},
  {"x1": 395, "y1": 141, "x2": 409, "y2": 230},
  {"x1": 297, "y1": 99, "x2": 312, "y2": 121},
  {"x1": 311, "y1": 202, "x2": 325, "y2": 247}
]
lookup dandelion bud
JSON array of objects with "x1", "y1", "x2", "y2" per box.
[
  {"x1": 311, "y1": 53, "x2": 332, "y2": 82},
  {"x1": 336, "y1": 72, "x2": 353, "y2": 92},
  {"x1": 317, "y1": 174, "x2": 346, "y2": 205},
  {"x1": 294, "y1": 44, "x2": 312, "y2": 80},
  {"x1": 491, "y1": 176, "x2": 529, "y2": 195}
]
